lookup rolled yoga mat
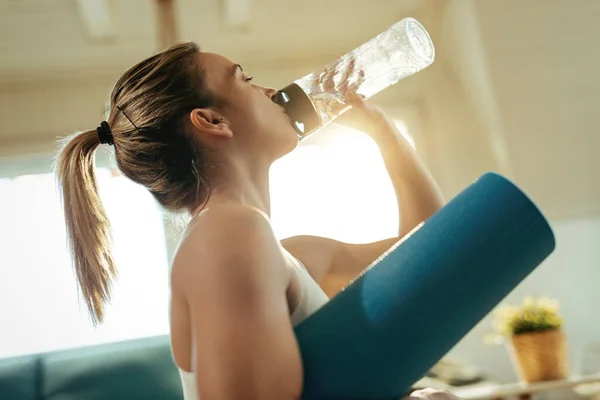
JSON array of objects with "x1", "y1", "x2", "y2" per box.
[{"x1": 294, "y1": 172, "x2": 556, "y2": 399}]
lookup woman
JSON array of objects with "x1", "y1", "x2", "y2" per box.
[{"x1": 56, "y1": 42, "x2": 458, "y2": 400}]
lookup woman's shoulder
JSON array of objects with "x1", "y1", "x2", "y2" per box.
[
  {"x1": 192, "y1": 202, "x2": 269, "y2": 228},
  {"x1": 182, "y1": 203, "x2": 271, "y2": 245},
  {"x1": 170, "y1": 203, "x2": 286, "y2": 289}
]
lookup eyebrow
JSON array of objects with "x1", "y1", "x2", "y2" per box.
[{"x1": 233, "y1": 63, "x2": 243, "y2": 77}]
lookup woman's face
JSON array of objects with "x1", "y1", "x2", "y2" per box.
[{"x1": 199, "y1": 52, "x2": 300, "y2": 159}]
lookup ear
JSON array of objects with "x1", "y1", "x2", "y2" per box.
[{"x1": 188, "y1": 108, "x2": 233, "y2": 139}]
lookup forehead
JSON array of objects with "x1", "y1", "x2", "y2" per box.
[{"x1": 198, "y1": 52, "x2": 238, "y2": 90}]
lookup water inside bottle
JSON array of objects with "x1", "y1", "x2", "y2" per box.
[
  {"x1": 309, "y1": 92, "x2": 351, "y2": 126},
  {"x1": 279, "y1": 18, "x2": 435, "y2": 137}
]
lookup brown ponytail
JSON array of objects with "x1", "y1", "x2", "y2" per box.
[
  {"x1": 55, "y1": 42, "x2": 215, "y2": 325},
  {"x1": 55, "y1": 129, "x2": 116, "y2": 325}
]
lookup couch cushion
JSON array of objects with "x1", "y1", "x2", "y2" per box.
[
  {"x1": 0, "y1": 354, "x2": 39, "y2": 400},
  {"x1": 42, "y1": 336, "x2": 183, "y2": 400}
]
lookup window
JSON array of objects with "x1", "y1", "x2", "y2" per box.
[
  {"x1": 0, "y1": 167, "x2": 169, "y2": 359},
  {"x1": 270, "y1": 124, "x2": 401, "y2": 242},
  {"x1": 0, "y1": 122, "x2": 410, "y2": 360}
]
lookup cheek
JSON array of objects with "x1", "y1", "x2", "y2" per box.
[
  {"x1": 228, "y1": 100, "x2": 262, "y2": 130},
  {"x1": 230, "y1": 88, "x2": 279, "y2": 134},
  {"x1": 241, "y1": 91, "x2": 268, "y2": 119},
  {"x1": 248, "y1": 96, "x2": 276, "y2": 127}
]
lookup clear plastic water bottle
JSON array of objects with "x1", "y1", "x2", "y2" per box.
[{"x1": 274, "y1": 17, "x2": 435, "y2": 139}]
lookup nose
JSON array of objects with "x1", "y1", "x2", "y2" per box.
[{"x1": 262, "y1": 86, "x2": 278, "y2": 101}]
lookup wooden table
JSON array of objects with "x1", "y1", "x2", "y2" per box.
[{"x1": 452, "y1": 373, "x2": 600, "y2": 400}]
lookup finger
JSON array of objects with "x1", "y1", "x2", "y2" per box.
[
  {"x1": 409, "y1": 388, "x2": 437, "y2": 398},
  {"x1": 408, "y1": 389, "x2": 460, "y2": 399},
  {"x1": 338, "y1": 58, "x2": 355, "y2": 93},
  {"x1": 349, "y1": 68, "x2": 366, "y2": 92},
  {"x1": 310, "y1": 65, "x2": 333, "y2": 92},
  {"x1": 322, "y1": 68, "x2": 336, "y2": 92},
  {"x1": 344, "y1": 91, "x2": 368, "y2": 109},
  {"x1": 320, "y1": 59, "x2": 340, "y2": 92}
]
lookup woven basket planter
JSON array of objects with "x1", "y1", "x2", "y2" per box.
[{"x1": 508, "y1": 328, "x2": 569, "y2": 383}]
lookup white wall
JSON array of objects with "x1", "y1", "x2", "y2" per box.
[{"x1": 447, "y1": 216, "x2": 600, "y2": 383}]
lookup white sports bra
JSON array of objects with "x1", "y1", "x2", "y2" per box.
[{"x1": 177, "y1": 256, "x2": 329, "y2": 400}]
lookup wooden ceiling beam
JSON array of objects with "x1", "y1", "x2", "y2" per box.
[{"x1": 155, "y1": 0, "x2": 180, "y2": 50}]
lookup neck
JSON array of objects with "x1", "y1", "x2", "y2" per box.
[{"x1": 201, "y1": 155, "x2": 272, "y2": 217}]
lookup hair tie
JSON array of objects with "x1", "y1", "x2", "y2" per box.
[{"x1": 97, "y1": 121, "x2": 114, "y2": 145}]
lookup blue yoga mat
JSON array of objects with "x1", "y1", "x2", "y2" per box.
[{"x1": 294, "y1": 172, "x2": 556, "y2": 399}]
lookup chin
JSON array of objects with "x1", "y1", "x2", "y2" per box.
[
  {"x1": 273, "y1": 127, "x2": 300, "y2": 159},
  {"x1": 286, "y1": 126, "x2": 302, "y2": 147}
]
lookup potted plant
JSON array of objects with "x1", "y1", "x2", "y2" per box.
[{"x1": 489, "y1": 296, "x2": 568, "y2": 383}]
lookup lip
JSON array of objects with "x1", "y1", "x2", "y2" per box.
[
  {"x1": 278, "y1": 106, "x2": 292, "y2": 123},
  {"x1": 280, "y1": 108, "x2": 301, "y2": 136},
  {"x1": 272, "y1": 96, "x2": 294, "y2": 126}
]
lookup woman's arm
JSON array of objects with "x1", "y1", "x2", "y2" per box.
[
  {"x1": 344, "y1": 92, "x2": 445, "y2": 238},
  {"x1": 283, "y1": 94, "x2": 445, "y2": 285},
  {"x1": 172, "y1": 205, "x2": 302, "y2": 400}
]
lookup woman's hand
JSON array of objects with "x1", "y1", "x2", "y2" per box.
[
  {"x1": 314, "y1": 60, "x2": 445, "y2": 240},
  {"x1": 406, "y1": 388, "x2": 462, "y2": 399},
  {"x1": 310, "y1": 58, "x2": 402, "y2": 143},
  {"x1": 340, "y1": 91, "x2": 403, "y2": 144},
  {"x1": 315, "y1": 59, "x2": 404, "y2": 143}
]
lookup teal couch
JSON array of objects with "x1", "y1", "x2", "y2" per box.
[{"x1": 0, "y1": 335, "x2": 183, "y2": 400}]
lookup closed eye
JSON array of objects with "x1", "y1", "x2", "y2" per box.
[{"x1": 234, "y1": 64, "x2": 253, "y2": 83}]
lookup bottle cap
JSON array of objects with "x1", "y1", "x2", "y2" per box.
[{"x1": 274, "y1": 83, "x2": 321, "y2": 139}]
